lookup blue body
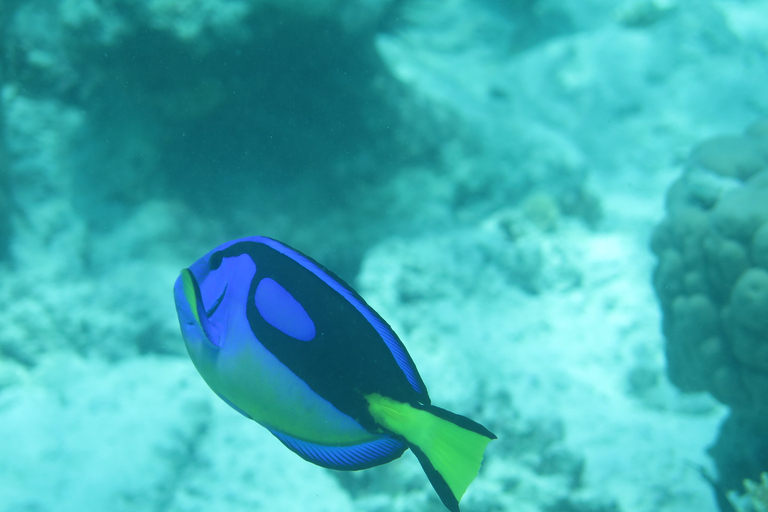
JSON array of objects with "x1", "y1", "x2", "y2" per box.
[{"x1": 174, "y1": 236, "x2": 430, "y2": 469}]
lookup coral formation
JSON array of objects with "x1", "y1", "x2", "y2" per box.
[
  {"x1": 651, "y1": 119, "x2": 768, "y2": 490},
  {"x1": 0, "y1": 0, "x2": 447, "y2": 365},
  {"x1": 615, "y1": 0, "x2": 677, "y2": 29},
  {"x1": 731, "y1": 473, "x2": 768, "y2": 512},
  {"x1": 1, "y1": 0, "x2": 427, "y2": 251},
  {"x1": 652, "y1": 119, "x2": 768, "y2": 406}
]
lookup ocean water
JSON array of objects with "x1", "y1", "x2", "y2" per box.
[{"x1": 1, "y1": 1, "x2": 767, "y2": 511}]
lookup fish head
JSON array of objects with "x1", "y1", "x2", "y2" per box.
[{"x1": 173, "y1": 251, "x2": 257, "y2": 371}]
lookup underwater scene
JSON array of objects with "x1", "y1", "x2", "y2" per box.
[{"x1": 1, "y1": 1, "x2": 768, "y2": 511}]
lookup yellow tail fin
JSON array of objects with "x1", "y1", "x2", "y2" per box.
[{"x1": 366, "y1": 394, "x2": 496, "y2": 512}]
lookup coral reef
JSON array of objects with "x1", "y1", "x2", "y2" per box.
[
  {"x1": 1, "y1": 0, "x2": 435, "y2": 262},
  {"x1": 730, "y1": 473, "x2": 768, "y2": 512},
  {"x1": 652, "y1": 119, "x2": 768, "y2": 407},
  {"x1": 0, "y1": 0, "x2": 442, "y2": 364},
  {"x1": 651, "y1": 119, "x2": 768, "y2": 491},
  {"x1": 0, "y1": 0, "x2": 603, "y2": 366}
]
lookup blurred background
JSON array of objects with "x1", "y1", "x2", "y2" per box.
[{"x1": 1, "y1": 1, "x2": 767, "y2": 511}]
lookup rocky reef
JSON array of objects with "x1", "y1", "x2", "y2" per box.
[{"x1": 652, "y1": 119, "x2": 768, "y2": 492}]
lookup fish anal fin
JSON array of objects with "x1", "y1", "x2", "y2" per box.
[{"x1": 268, "y1": 428, "x2": 407, "y2": 471}]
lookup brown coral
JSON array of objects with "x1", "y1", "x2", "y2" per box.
[
  {"x1": 652, "y1": 119, "x2": 768, "y2": 493},
  {"x1": 653, "y1": 119, "x2": 768, "y2": 409}
]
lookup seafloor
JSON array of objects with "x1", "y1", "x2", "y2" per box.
[{"x1": 1, "y1": 1, "x2": 767, "y2": 511}]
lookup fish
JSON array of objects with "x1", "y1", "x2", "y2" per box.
[{"x1": 173, "y1": 236, "x2": 496, "y2": 511}]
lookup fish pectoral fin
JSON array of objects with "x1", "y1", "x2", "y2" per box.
[
  {"x1": 180, "y1": 268, "x2": 221, "y2": 347},
  {"x1": 365, "y1": 394, "x2": 496, "y2": 512}
]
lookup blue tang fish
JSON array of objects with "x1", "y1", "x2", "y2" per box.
[{"x1": 173, "y1": 236, "x2": 496, "y2": 511}]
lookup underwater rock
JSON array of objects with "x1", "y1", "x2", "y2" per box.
[
  {"x1": 752, "y1": 223, "x2": 768, "y2": 270},
  {"x1": 653, "y1": 120, "x2": 768, "y2": 407},
  {"x1": 358, "y1": 221, "x2": 581, "y2": 308},
  {"x1": 1, "y1": 0, "x2": 440, "y2": 270},
  {"x1": 726, "y1": 269, "x2": 768, "y2": 370},
  {"x1": 729, "y1": 472, "x2": 768, "y2": 512},
  {"x1": 615, "y1": 0, "x2": 678, "y2": 29},
  {"x1": 691, "y1": 135, "x2": 768, "y2": 181},
  {"x1": 709, "y1": 412, "x2": 768, "y2": 494},
  {"x1": 0, "y1": 354, "x2": 355, "y2": 512},
  {"x1": 652, "y1": 119, "x2": 768, "y2": 495},
  {"x1": 0, "y1": 356, "x2": 211, "y2": 511},
  {"x1": 2, "y1": 91, "x2": 87, "y2": 273}
]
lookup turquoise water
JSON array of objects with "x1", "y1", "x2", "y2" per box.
[{"x1": 1, "y1": 1, "x2": 767, "y2": 511}]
